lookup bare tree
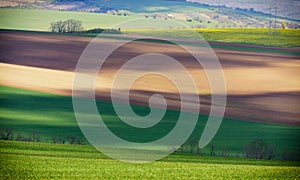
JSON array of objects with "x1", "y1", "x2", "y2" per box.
[
  {"x1": 56, "y1": 20, "x2": 66, "y2": 33},
  {"x1": 221, "y1": 147, "x2": 229, "y2": 157},
  {"x1": 50, "y1": 19, "x2": 83, "y2": 33},
  {"x1": 210, "y1": 142, "x2": 215, "y2": 156},
  {"x1": 244, "y1": 139, "x2": 276, "y2": 160},
  {"x1": 188, "y1": 138, "x2": 197, "y2": 154},
  {"x1": 196, "y1": 146, "x2": 202, "y2": 155},
  {"x1": 65, "y1": 19, "x2": 84, "y2": 33},
  {"x1": 0, "y1": 128, "x2": 13, "y2": 140},
  {"x1": 50, "y1": 22, "x2": 57, "y2": 32}
]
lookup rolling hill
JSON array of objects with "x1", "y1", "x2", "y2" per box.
[
  {"x1": 1, "y1": 0, "x2": 299, "y2": 28},
  {"x1": 188, "y1": 0, "x2": 300, "y2": 20}
]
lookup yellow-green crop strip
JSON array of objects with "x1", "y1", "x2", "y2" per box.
[{"x1": 125, "y1": 28, "x2": 300, "y2": 48}]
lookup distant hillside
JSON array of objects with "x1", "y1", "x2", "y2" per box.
[
  {"x1": 187, "y1": 0, "x2": 300, "y2": 20},
  {"x1": 1, "y1": 0, "x2": 299, "y2": 28}
]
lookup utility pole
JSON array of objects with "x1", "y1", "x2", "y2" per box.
[
  {"x1": 269, "y1": 7, "x2": 272, "y2": 33},
  {"x1": 274, "y1": 0, "x2": 277, "y2": 33}
]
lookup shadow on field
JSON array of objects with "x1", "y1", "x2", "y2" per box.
[{"x1": 1, "y1": 31, "x2": 299, "y2": 72}]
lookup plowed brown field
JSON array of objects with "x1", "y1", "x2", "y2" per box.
[{"x1": 1, "y1": 31, "x2": 299, "y2": 125}]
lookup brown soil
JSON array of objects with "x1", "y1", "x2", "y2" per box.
[{"x1": 0, "y1": 31, "x2": 299, "y2": 125}]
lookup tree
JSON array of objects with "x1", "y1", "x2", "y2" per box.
[
  {"x1": 244, "y1": 139, "x2": 275, "y2": 160},
  {"x1": 244, "y1": 139, "x2": 266, "y2": 159},
  {"x1": 196, "y1": 146, "x2": 202, "y2": 155},
  {"x1": 65, "y1": 19, "x2": 84, "y2": 33},
  {"x1": 210, "y1": 142, "x2": 215, "y2": 156},
  {"x1": 188, "y1": 138, "x2": 197, "y2": 154},
  {"x1": 50, "y1": 19, "x2": 84, "y2": 33},
  {"x1": 57, "y1": 20, "x2": 66, "y2": 33},
  {"x1": 0, "y1": 128, "x2": 13, "y2": 140},
  {"x1": 221, "y1": 147, "x2": 229, "y2": 157},
  {"x1": 50, "y1": 22, "x2": 57, "y2": 32}
]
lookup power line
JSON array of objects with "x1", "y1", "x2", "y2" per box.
[
  {"x1": 269, "y1": 7, "x2": 272, "y2": 33},
  {"x1": 274, "y1": 0, "x2": 277, "y2": 33},
  {"x1": 269, "y1": 0, "x2": 278, "y2": 34}
]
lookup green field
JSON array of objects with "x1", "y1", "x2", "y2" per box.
[
  {"x1": 0, "y1": 5, "x2": 231, "y2": 30},
  {"x1": 0, "y1": 8, "x2": 200, "y2": 31},
  {"x1": 195, "y1": 28, "x2": 300, "y2": 47},
  {"x1": 1, "y1": 0, "x2": 295, "y2": 30},
  {"x1": 0, "y1": 140, "x2": 299, "y2": 179},
  {"x1": 125, "y1": 28, "x2": 300, "y2": 48},
  {"x1": 1, "y1": 85, "x2": 299, "y2": 159},
  {"x1": 1, "y1": 8, "x2": 300, "y2": 48},
  {"x1": 1, "y1": 3, "x2": 300, "y2": 179},
  {"x1": 0, "y1": 9, "x2": 141, "y2": 31}
]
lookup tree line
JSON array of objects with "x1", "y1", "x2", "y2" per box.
[
  {"x1": 1, "y1": 128, "x2": 298, "y2": 160},
  {"x1": 50, "y1": 19, "x2": 122, "y2": 34},
  {"x1": 50, "y1": 19, "x2": 84, "y2": 33}
]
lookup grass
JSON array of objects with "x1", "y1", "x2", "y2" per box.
[
  {"x1": 125, "y1": 28, "x2": 300, "y2": 48},
  {"x1": 0, "y1": 8, "x2": 141, "y2": 31},
  {"x1": 1, "y1": 85, "x2": 299, "y2": 158},
  {"x1": 196, "y1": 28, "x2": 300, "y2": 47},
  {"x1": 0, "y1": 8, "x2": 203, "y2": 31},
  {"x1": 0, "y1": 140, "x2": 299, "y2": 179},
  {"x1": 0, "y1": 2, "x2": 232, "y2": 30}
]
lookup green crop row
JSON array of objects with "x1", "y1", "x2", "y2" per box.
[{"x1": 1, "y1": 140, "x2": 299, "y2": 179}]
